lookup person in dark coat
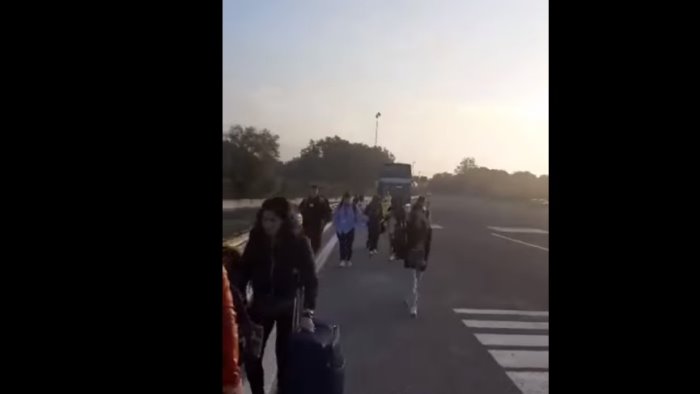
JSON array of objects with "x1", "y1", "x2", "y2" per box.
[
  {"x1": 298, "y1": 185, "x2": 332, "y2": 255},
  {"x1": 387, "y1": 196, "x2": 407, "y2": 261},
  {"x1": 235, "y1": 197, "x2": 318, "y2": 394},
  {"x1": 364, "y1": 195, "x2": 383, "y2": 255},
  {"x1": 404, "y1": 196, "x2": 432, "y2": 317}
]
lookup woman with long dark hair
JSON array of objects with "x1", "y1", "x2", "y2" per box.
[
  {"x1": 404, "y1": 196, "x2": 432, "y2": 317},
  {"x1": 234, "y1": 197, "x2": 318, "y2": 394},
  {"x1": 364, "y1": 195, "x2": 383, "y2": 255}
]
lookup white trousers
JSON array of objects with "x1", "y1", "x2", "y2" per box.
[{"x1": 408, "y1": 268, "x2": 423, "y2": 309}]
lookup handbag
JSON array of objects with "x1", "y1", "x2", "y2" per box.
[{"x1": 405, "y1": 248, "x2": 427, "y2": 270}]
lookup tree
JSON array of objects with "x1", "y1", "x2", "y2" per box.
[
  {"x1": 455, "y1": 157, "x2": 478, "y2": 175},
  {"x1": 284, "y1": 136, "x2": 395, "y2": 196},
  {"x1": 223, "y1": 125, "x2": 281, "y2": 198},
  {"x1": 429, "y1": 158, "x2": 549, "y2": 201}
]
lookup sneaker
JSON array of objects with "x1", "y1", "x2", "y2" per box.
[
  {"x1": 389, "y1": 254, "x2": 396, "y2": 261},
  {"x1": 410, "y1": 305, "x2": 418, "y2": 317},
  {"x1": 346, "y1": 261, "x2": 353, "y2": 267},
  {"x1": 339, "y1": 260, "x2": 346, "y2": 267}
]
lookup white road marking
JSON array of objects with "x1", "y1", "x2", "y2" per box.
[
  {"x1": 474, "y1": 334, "x2": 548, "y2": 347},
  {"x1": 488, "y1": 226, "x2": 548, "y2": 234},
  {"x1": 454, "y1": 308, "x2": 548, "y2": 317},
  {"x1": 506, "y1": 371, "x2": 549, "y2": 394},
  {"x1": 322, "y1": 221, "x2": 332, "y2": 234},
  {"x1": 492, "y1": 233, "x2": 549, "y2": 252},
  {"x1": 315, "y1": 233, "x2": 338, "y2": 271},
  {"x1": 455, "y1": 308, "x2": 548, "y2": 394},
  {"x1": 462, "y1": 320, "x2": 549, "y2": 330},
  {"x1": 488, "y1": 350, "x2": 549, "y2": 369}
]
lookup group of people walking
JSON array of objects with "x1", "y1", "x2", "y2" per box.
[{"x1": 222, "y1": 185, "x2": 432, "y2": 394}]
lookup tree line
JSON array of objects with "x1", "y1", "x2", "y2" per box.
[
  {"x1": 223, "y1": 125, "x2": 394, "y2": 199},
  {"x1": 223, "y1": 125, "x2": 548, "y2": 201}
]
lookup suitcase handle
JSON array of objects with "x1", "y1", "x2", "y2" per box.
[{"x1": 330, "y1": 324, "x2": 340, "y2": 347}]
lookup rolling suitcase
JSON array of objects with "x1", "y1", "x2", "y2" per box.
[{"x1": 278, "y1": 287, "x2": 345, "y2": 394}]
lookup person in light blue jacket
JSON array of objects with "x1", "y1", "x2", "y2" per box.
[{"x1": 334, "y1": 192, "x2": 359, "y2": 267}]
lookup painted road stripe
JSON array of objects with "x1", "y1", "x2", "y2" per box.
[
  {"x1": 492, "y1": 233, "x2": 549, "y2": 252},
  {"x1": 488, "y1": 350, "x2": 549, "y2": 369},
  {"x1": 463, "y1": 320, "x2": 549, "y2": 330},
  {"x1": 454, "y1": 308, "x2": 548, "y2": 317},
  {"x1": 506, "y1": 371, "x2": 549, "y2": 394},
  {"x1": 315, "y1": 231, "x2": 338, "y2": 270},
  {"x1": 475, "y1": 334, "x2": 548, "y2": 347},
  {"x1": 488, "y1": 226, "x2": 548, "y2": 234}
]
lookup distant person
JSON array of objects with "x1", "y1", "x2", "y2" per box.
[
  {"x1": 334, "y1": 192, "x2": 359, "y2": 267},
  {"x1": 381, "y1": 191, "x2": 392, "y2": 221},
  {"x1": 364, "y1": 195, "x2": 383, "y2": 255},
  {"x1": 223, "y1": 265, "x2": 244, "y2": 394},
  {"x1": 299, "y1": 185, "x2": 332, "y2": 255},
  {"x1": 387, "y1": 196, "x2": 407, "y2": 261},
  {"x1": 404, "y1": 196, "x2": 432, "y2": 317},
  {"x1": 235, "y1": 197, "x2": 318, "y2": 394},
  {"x1": 352, "y1": 194, "x2": 366, "y2": 225}
]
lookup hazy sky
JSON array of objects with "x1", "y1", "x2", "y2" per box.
[{"x1": 223, "y1": 0, "x2": 548, "y2": 176}]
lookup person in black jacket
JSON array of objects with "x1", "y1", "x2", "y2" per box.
[
  {"x1": 404, "y1": 196, "x2": 432, "y2": 317},
  {"x1": 364, "y1": 195, "x2": 383, "y2": 255},
  {"x1": 298, "y1": 185, "x2": 332, "y2": 255},
  {"x1": 235, "y1": 197, "x2": 318, "y2": 394}
]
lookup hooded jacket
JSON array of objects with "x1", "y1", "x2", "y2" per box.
[{"x1": 235, "y1": 228, "x2": 318, "y2": 315}]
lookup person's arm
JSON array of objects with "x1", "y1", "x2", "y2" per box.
[
  {"x1": 323, "y1": 198, "x2": 332, "y2": 223},
  {"x1": 233, "y1": 231, "x2": 255, "y2": 295},
  {"x1": 298, "y1": 199, "x2": 308, "y2": 222},
  {"x1": 425, "y1": 227, "x2": 433, "y2": 261},
  {"x1": 222, "y1": 267, "x2": 242, "y2": 391},
  {"x1": 297, "y1": 238, "x2": 319, "y2": 311},
  {"x1": 332, "y1": 207, "x2": 340, "y2": 229}
]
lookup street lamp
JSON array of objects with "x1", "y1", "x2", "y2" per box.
[{"x1": 374, "y1": 112, "x2": 381, "y2": 147}]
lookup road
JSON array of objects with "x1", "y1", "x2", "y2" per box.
[{"x1": 243, "y1": 194, "x2": 549, "y2": 394}]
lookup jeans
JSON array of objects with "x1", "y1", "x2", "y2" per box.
[{"x1": 337, "y1": 230, "x2": 355, "y2": 261}]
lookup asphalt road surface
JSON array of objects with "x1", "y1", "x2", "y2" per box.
[{"x1": 243, "y1": 194, "x2": 549, "y2": 394}]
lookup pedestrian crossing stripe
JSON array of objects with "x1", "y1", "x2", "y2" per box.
[
  {"x1": 454, "y1": 308, "x2": 549, "y2": 394},
  {"x1": 488, "y1": 226, "x2": 548, "y2": 234}
]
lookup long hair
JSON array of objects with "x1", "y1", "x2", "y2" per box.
[
  {"x1": 250, "y1": 197, "x2": 296, "y2": 243},
  {"x1": 412, "y1": 196, "x2": 426, "y2": 212}
]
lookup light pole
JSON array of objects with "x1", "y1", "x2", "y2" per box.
[{"x1": 374, "y1": 112, "x2": 381, "y2": 147}]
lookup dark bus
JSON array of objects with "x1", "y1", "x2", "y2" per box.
[{"x1": 377, "y1": 163, "x2": 412, "y2": 204}]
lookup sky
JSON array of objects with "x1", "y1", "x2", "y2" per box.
[{"x1": 223, "y1": 0, "x2": 548, "y2": 177}]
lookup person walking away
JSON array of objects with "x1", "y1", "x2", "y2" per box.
[
  {"x1": 364, "y1": 195, "x2": 383, "y2": 255},
  {"x1": 334, "y1": 192, "x2": 359, "y2": 267},
  {"x1": 299, "y1": 185, "x2": 332, "y2": 255},
  {"x1": 235, "y1": 197, "x2": 318, "y2": 394},
  {"x1": 223, "y1": 265, "x2": 244, "y2": 394},
  {"x1": 404, "y1": 196, "x2": 432, "y2": 317},
  {"x1": 387, "y1": 196, "x2": 406, "y2": 261}
]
